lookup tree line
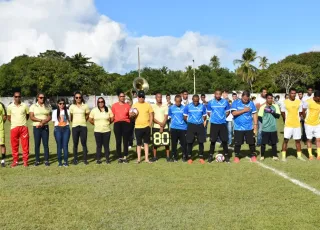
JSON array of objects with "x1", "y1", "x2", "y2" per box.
[{"x1": 0, "y1": 49, "x2": 318, "y2": 97}]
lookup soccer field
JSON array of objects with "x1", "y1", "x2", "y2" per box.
[{"x1": 1, "y1": 121, "x2": 320, "y2": 230}]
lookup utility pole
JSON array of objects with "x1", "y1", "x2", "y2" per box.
[{"x1": 193, "y1": 59, "x2": 195, "y2": 94}]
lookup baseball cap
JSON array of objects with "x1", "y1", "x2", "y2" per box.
[{"x1": 138, "y1": 91, "x2": 145, "y2": 98}]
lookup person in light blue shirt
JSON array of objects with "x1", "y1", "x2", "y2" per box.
[
  {"x1": 207, "y1": 89, "x2": 230, "y2": 163},
  {"x1": 168, "y1": 95, "x2": 187, "y2": 161},
  {"x1": 230, "y1": 91, "x2": 258, "y2": 163},
  {"x1": 183, "y1": 95, "x2": 207, "y2": 164}
]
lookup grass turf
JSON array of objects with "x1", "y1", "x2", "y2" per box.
[{"x1": 1, "y1": 120, "x2": 320, "y2": 230}]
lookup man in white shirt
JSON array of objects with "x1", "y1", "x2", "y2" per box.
[
  {"x1": 255, "y1": 88, "x2": 267, "y2": 146},
  {"x1": 181, "y1": 90, "x2": 191, "y2": 106},
  {"x1": 302, "y1": 86, "x2": 314, "y2": 102}
]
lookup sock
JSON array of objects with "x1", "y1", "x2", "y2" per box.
[
  {"x1": 308, "y1": 148, "x2": 312, "y2": 157},
  {"x1": 297, "y1": 151, "x2": 302, "y2": 158},
  {"x1": 317, "y1": 148, "x2": 320, "y2": 157},
  {"x1": 281, "y1": 151, "x2": 286, "y2": 159}
]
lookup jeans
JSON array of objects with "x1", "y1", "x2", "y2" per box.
[
  {"x1": 114, "y1": 121, "x2": 131, "y2": 158},
  {"x1": 227, "y1": 121, "x2": 233, "y2": 145},
  {"x1": 33, "y1": 126, "x2": 49, "y2": 162},
  {"x1": 54, "y1": 126, "x2": 70, "y2": 164},
  {"x1": 72, "y1": 126, "x2": 88, "y2": 161},
  {"x1": 257, "y1": 120, "x2": 263, "y2": 145},
  {"x1": 94, "y1": 132, "x2": 111, "y2": 161}
]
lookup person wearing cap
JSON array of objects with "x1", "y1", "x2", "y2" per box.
[{"x1": 130, "y1": 91, "x2": 154, "y2": 163}]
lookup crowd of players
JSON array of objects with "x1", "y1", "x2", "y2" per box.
[{"x1": 0, "y1": 87, "x2": 319, "y2": 167}]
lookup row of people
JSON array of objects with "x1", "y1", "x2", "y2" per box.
[{"x1": 0, "y1": 88, "x2": 319, "y2": 167}]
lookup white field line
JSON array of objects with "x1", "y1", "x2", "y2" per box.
[{"x1": 256, "y1": 161, "x2": 320, "y2": 196}]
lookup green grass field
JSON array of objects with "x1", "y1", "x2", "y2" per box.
[{"x1": 1, "y1": 120, "x2": 320, "y2": 230}]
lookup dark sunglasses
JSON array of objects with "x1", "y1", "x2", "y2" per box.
[
  {"x1": 38, "y1": 97, "x2": 44, "y2": 99},
  {"x1": 98, "y1": 101, "x2": 104, "y2": 103},
  {"x1": 14, "y1": 96, "x2": 21, "y2": 98},
  {"x1": 75, "y1": 97, "x2": 82, "y2": 99},
  {"x1": 138, "y1": 96, "x2": 145, "y2": 98},
  {"x1": 58, "y1": 103, "x2": 65, "y2": 105},
  {"x1": 119, "y1": 96, "x2": 125, "y2": 98}
]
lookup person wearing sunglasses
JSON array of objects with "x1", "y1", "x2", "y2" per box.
[
  {"x1": 29, "y1": 93, "x2": 52, "y2": 166},
  {"x1": 69, "y1": 92, "x2": 90, "y2": 165},
  {"x1": 52, "y1": 98, "x2": 71, "y2": 167},
  {"x1": 89, "y1": 97, "x2": 114, "y2": 164},
  {"x1": 111, "y1": 91, "x2": 131, "y2": 163},
  {"x1": 7, "y1": 92, "x2": 29, "y2": 167}
]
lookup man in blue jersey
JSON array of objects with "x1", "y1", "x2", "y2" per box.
[
  {"x1": 231, "y1": 91, "x2": 258, "y2": 163},
  {"x1": 183, "y1": 94, "x2": 207, "y2": 164},
  {"x1": 207, "y1": 89, "x2": 230, "y2": 163},
  {"x1": 168, "y1": 95, "x2": 187, "y2": 162}
]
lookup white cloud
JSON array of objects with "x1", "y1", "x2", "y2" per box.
[{"x1": 0, "y1": 0, "x2": 237, "y2": 73}]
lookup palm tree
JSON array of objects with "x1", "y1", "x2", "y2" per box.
[
  {"x1": 210, "y1": 55, "x2": 220, "y2": 70},
  {"x1": 67, "y1": 52, "x2": 92, "y2": 69},
  {"x1": 233, "y1": 48, "x2": 259, "y2": 93},
  {"x1": 259, "y1": 56, "x2": 269, "y2": 70}
]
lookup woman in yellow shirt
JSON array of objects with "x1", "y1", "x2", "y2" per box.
[
  {"x1": 69, "y1": 92, "x2": 90, "y2": 165},
  {"x1": 29, "y1": 93, "x2": 52, "y2": 166},
  {"x1": 89, "y1": 97, "x2": 114, "y2": 164}
]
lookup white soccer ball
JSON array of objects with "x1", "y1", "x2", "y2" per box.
[
  {"x1": 215, "y1": 154, "x2": 225, "y2": 163},
  {"x1": 129, "y1": 108, "x2": 139, "y2": 116}
]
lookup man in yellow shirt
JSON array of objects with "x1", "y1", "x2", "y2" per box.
[
  {"x1": 7, "y1": 92, "x2": 29, "y2": 167},
  {"x1": 302, "y1": 90, "x2": 320, "y2": 160},
  {"x1": 151, "y1": 93, "x2": 170, "y2": 162},
  {"x1": 281, "y1": 88, "x2": 304, "y2": 161},
  {"x1": 0, "y1": 102, "x2": 7, "y2": 167},
  {"x1": 131, "y1": 91, "x2": 154, "y2": 163}
]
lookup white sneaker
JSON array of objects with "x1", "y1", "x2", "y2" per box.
[
  {"x1": 260, "y1": 157, "x2": 265, "y2": 161},
  {"x1": 273, "y1": 156, "x2": 279, "y2": 161},
  {"x1": 297, "y1": 157, "x2": 306, "y2": 162},
  {"x1": 281, "y1": 158, "x2": 287, "y2": 162}
]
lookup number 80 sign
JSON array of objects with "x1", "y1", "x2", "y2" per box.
[{"x1": 152, "y1": 131, "x2": 170, "y2": 146}]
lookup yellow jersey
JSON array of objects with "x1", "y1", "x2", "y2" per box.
[
  {"x1": 29, "y1": 103, "x2": 52, "y2": 126},
  {"x1": 69, "y1": 103, "x2": 90, "y2": 127},
  {"x1": 7, "y1": 102, "x2": 29, "y2": 129},
  {"x1": 89, "y1": 107, "x2": 114, "y2": 133},
  {"x1": 281, "y1": 99, "x2": 302, "y2": 128},
  {"x1": 132, "y1": 102, "x2": 154, "y2": 129},
  {"x1": 303, "y1": 98, "x2": 320, "y2": 126},
  {"x1": 152, "y1": 103, "x2": 168, "y2": 128}
]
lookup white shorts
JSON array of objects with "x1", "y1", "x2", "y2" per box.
[
  {"x1": 284, "y1": 127, "x2": 301, "y2": 140},
  {"x1": 305, "y1": 124, "x2": 320, "y2": 139}
]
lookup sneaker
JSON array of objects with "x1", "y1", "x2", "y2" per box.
[
  {"x1": 84, "y1": 161, "x2": 89, "y2": 165},
  {"x1": 187, "y1": 159, "x2": 193, "y2": 164},
  {"x1": 73, "y1": 159, "x2": 78, "y2": 165},
  {"x1": 234, "y1": 157, "x2": 240, "y2": 163},
  {"x1": 44, "y1": 161, "x2": 50, "y2": 167},
  {"x1": 250, "y1": 156, "x2": 257, "y2": 162},
  {"x1": 63, "y1": 163, "x2": 69, "y2": 167},
  {"x1": 273, "y1": 156, "x2": 279, "y2": 161},
  {"x1": 118, "y1": 159, "x2": 123, "y2": 164},
  {"x1": 173, "y1": 158, "x2": 178, "y2": 162},
  {"x1": 281, "y1": 158, "x2": 287, "y2": 162},
  {"x1": 11, "y1": 162, "x2": 18, "y2": 168},
  {"x1": 297, "y1": 157, "x2": 306, "y2": 162},
  {"x1": 182, "y1": 156, "x2": 187, "y2": 162},
  {"x1": 23, "y1": 162, "x2": 28, "y2": 167},
  {"x1": 309, "y1": 156, "x2": 314, "y2": 161},
  {"x1": 96, "y1": 160, "x2": 102, "y2": 164},
  {"x1": 106, "y1": 160, "x2": 111, "y2": 164},
  {"x1": 260, "y1": 157, "x2": 265, "y2": 161},
  {"x1": 58, "y1": 163, "x2": 63, "y2": 167},
  {"x1": 166, "y1": 157, "x2": 173, "y2": 162},
  {"x1": 122, "y1": 159, "x2": 129, "y2": 164},
  {"x1": 208, "y1": 155, "x2": 213, "y2": 163},
  {"x1": 199, "y1": 159, "x2": 205, "y2": 164},
  {"x1": 34, "y1": 162, "x2": 40, "y2": 166},
  {"x1": 1, "y1": 161, "x2": 5, "y2": 167},
  {"x1": 224, "y1": 156, "x2": 230, "y2": 163},
  {"x1": 151, "y1": 157, "x2": 158, "y2": 163}
]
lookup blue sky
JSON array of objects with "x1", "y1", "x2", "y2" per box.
[{"x1": 96, "y1": 0, "x2": 320, "y2": 66}]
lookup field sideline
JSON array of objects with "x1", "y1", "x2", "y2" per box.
[{"x1": 1, "y1": 120, "x2": 320, "y2": 230}]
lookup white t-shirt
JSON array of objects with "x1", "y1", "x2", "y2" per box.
[
  {"x1": 133, "y1": 98, "x2": 138, "y2": 104},
  {"x1": 182, "y1": 99, "x2": 191, "y2": 106},
  {"x1": 302, "y1": 94, "x2": 313, "y2": 102},
  {"x1": 52, "y1": 109, "x2": 70, "y2": 126},
  {"x1": 255, "y1": 97, "x2": 266, "y2": 109}
]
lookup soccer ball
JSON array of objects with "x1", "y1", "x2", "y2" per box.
[
  {"x1": 130, "y1": 108, "x2": 138, "y2": 115},
  {"x1": 215, "y1": 154, "x2": 225, "y2": 163}
]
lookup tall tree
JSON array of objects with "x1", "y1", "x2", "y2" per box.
[
  {"x1": 270, "y1": 62, "x2": 312, "y2": 94},
  {"x1": 210, "y1": 55, "x2": 220, "y2": 70},
  {"x1": 67, "y1": 52, "x2": 92, "y2": 69},
  {"x1": 233, "y1": 48, "x2": 259, "y2": 93},
  {"x1": 259, "y1": 56, "x2": 269, "y2": 69}
]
